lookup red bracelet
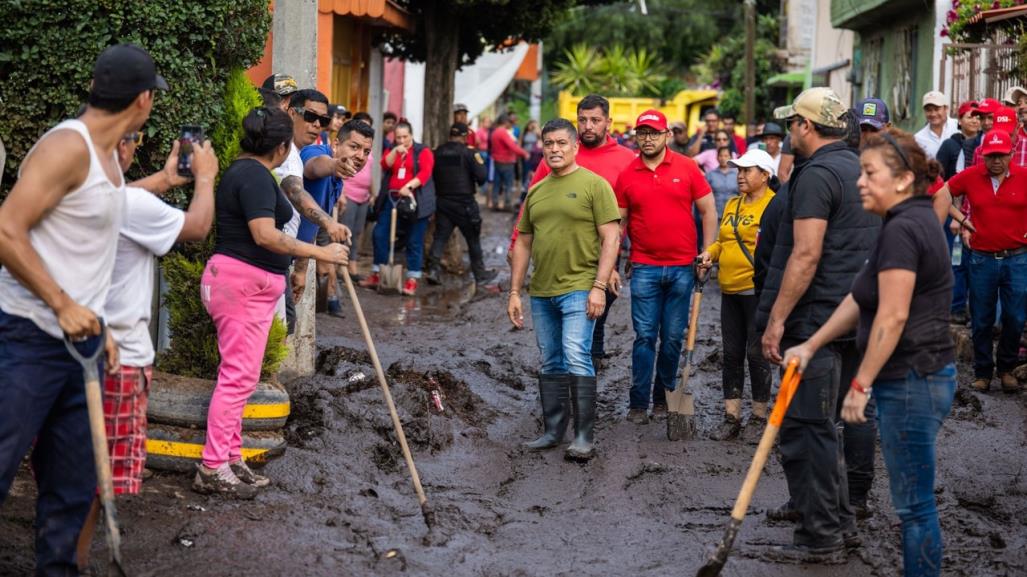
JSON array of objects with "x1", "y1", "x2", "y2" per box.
[{"x1": 850, "y1": 378, "x2": 871, "y2": 395}]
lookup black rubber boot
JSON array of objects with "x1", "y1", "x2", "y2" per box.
[
  {"x1": 424, "y1": 258, "x2": 442, "y2": 286},
  {"x1": 473, "y1": 266, "x2": 498, "y2": 286},
  {"x1": 524, "y1": 374, "x2": 570, "y2": 450},
  {"x1": 565, "y1": 375, "x2": 597, "y2": 461}
]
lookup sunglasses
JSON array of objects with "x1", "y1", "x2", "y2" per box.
[
  {"x1": 294, "y1": 107, "x2": 331, "y2": 128},
  {"x1": 123, "y1": 132, "x2": 144, "y2": 146}
]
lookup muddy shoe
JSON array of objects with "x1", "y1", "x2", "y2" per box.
[
  {"x1": 710, "y1": 414, "x2": 741, "y2": 441},
  {"x1": 740, "y1": 414, "x2": 767, "y2": 444},
  {"x1": 765, "y1": 541, "x2": 846, "y2": 565},
  {"x1": 850, "y1": 499, "x2": 872, "y2": 521},
  {"x1": 650, "y1": 404, "x2": 667, "y2": 420},
  {"x1": 359, "y1": 272, "x2": 380, "y2": 289},
  {"x1": 192, "y1": 463, "x2": 259, "y2": 499},
  {"x1": 565, "y1": 376, "x2": 597, "y2": 461},
  {"x1": 326, "y1": 298, "x2": 343, "y2": 317},
  {"x1": 626, "y1": 408, "x2": 649, "y2": 425},
  {"x1": 230, "y1": 460, "x2": 270, "y2": 488},
  {"x1": 1000, "y1": 372, "x2": 1021, "y2": 394},
  {"x1": 474, "y1": 268, "x2": 499, "y2": 286},
  {"x1": 766, "y1": 501, "x2": 802, "y2": 522},
  {"x1": 972, "y1": 378, "x2": 991, "y2": 392},
  {"x1": 844, "y1": 531, "x2": 862, "y2": 549}
]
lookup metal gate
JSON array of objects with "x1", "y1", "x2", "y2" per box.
[{"x1": 939, "y1": 41, "x2": 1024, "y2": 107}]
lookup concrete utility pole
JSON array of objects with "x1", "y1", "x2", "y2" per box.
[{"x1": 744, "y1": 0, "x2": 756, "y2": 137}]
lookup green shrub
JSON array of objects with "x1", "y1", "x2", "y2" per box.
[
  {"x1": 0, "y1": 0, "x2": 271, "y2": 202},
  {"x1": 261, "y1": 317, "x2": 289, "y2": 381}
]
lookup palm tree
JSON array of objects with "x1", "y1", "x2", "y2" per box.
[
  {"x1": 598, "y1": 44, "x2": 634, "y2": 95},
  {"x1": 627, "y1": 47, "x2": 666, "y2": 96},
  {"x1": 551, "y1": 43, "x2": 601, "y2": 95}
]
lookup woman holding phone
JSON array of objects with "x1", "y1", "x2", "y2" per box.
[
  {"x1": 193, "y1": 107, "x2": 349, "y2": 499},
  {"x1": 784, "y1": 129, "x2": 955, "y2": 577}
]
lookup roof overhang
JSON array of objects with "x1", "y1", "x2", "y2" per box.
[{"x1": 318, "y1": 0, "x2": 414, "y2": 31}]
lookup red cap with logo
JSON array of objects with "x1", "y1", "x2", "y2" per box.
[
  {"x1": 635, "y1": 109, "x2": 668, "y2": 132},
  {"x1": 957, "y1": 101, "x2": 979, "y2": 118},
  {"x1": 980, "y1": 129, "x2": 1013, "y2": 156},
  {"x1": 974, "y1": 98, "x2": 1002, "y2": 116},
  {"x1": 992, "y1": 106, "x2": 1017, "y2": 135}
]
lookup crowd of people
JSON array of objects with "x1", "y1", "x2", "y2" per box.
[
  {"x1": 1, "y1": 40, "x2": 1026, "y2": 577},
  {"x1": 505, "y1": 85, "x2": 1027, "y2": 577}
]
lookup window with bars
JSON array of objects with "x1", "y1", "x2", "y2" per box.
[{"x1": 862, "y1": 37, "x2": 882, "y2": 100}]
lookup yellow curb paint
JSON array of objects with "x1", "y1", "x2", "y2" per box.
[
  {"x1": 146, "y1": 439, "x2": 270, "y2": 460},
  {"x1": 241, "y1": 401, "x2": 290, "y2": 420}
]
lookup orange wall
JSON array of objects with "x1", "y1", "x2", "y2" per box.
[{"x1": 246, "y1": 2, "x2": 275, "y2": 87}]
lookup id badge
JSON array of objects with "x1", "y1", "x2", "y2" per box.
[{"x1": 397, "y1": 167, "x2": 407, "y2": 180}]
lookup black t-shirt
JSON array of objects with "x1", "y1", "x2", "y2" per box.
[
  {"x1": 850, "y1": 196, "x2": 955, "y2": 380},
  {"x1": 214, "y1": 158, "x2": 295, "y2": 275}
]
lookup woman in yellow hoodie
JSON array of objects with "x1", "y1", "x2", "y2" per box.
[{"x1": 700, "y1": 149, "x2": 778, "y2": 441}]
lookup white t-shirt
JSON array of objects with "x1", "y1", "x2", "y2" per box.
[
  {"x1": 105, "y1": 187, "x2": 184, "y2": 367},
  {"x1": 273, "y1": 142, "x2": 303, "y2": 238},
  {"x1": 914, "y1": 117, "x2": 959, "y2": 160},
  {"x1": 0, "y1": 119, "x2": 125, "y2": 338}
]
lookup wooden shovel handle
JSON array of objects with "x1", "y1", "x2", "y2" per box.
[
  {"x1": 684, "y1": 292, "x2": 703, "y2": 352},
  {"x1": 729, "y1": 360, "x2": 800, "y2": 521},
  {"x1": 341, "y1": 269, "x2": 428, "y2": 506},
  {"x1": 388, "y1": 207, "x2": 398, "y2": 266}
]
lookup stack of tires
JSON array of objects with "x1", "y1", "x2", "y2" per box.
[{"x1": 146, "y1": 372, "x2": 290, "y2": 472}]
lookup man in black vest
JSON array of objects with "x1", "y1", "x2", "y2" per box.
[
  {"x1": 755, "y1": 87, "x2": 881, "y2": 563},
  {"x1": 425, "y1": 122, "x2": 497, "y2": 287}
]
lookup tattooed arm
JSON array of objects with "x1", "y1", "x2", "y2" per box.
[{"x1": 280, "y1": 175, "x2": 351, "y2": 244}]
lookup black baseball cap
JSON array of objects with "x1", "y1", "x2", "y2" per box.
[
  {"x1": 92, "y1": 43, "x2": 168, "y2": 99},
  {"x1": 450, "y1": 122, "x2": 470, "y2": 137}
]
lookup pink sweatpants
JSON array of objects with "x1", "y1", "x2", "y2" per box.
[{"x1": 200, "y1": 254, "x2": 285, "y2": 468}]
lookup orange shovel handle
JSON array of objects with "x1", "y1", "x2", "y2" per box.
[{"x1": 769, "y1": 360, "x2": 801, "y2": 427}]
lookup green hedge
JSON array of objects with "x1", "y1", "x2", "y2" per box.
[
  {"x1": 0, "y1": 0, "x2": 271, "y2": 202},
  {"x1": 0, "y1": 2, "x2": 288, "y2": 380}
]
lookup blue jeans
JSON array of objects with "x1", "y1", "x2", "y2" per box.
[
  {"x1": 875, "y1": 363, "x2": 956, "y2": 577},
  {"x1": 492, "y1": 162, "x2": 515, "y2": 207},
  {"x1": 0, "y1": 311, "x2": 103, "y2": 576},
  {"x1": 530, "y1": 291, "x2": 596, "y2": 377},
  {"x1": 629, "y1": 264, "x2": 694, "y2": 409},
  {"x1": 372, "y1": 194, "x2": 429, "y2": 278},
  {"x1": 967, "y1": 251, "x2": 1027, "y2": 378}
]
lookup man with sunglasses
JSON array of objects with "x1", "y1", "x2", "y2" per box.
[
  {"x1": 275, "y1": 89, "x2": 353, "y2": 332},
  {"x1": 757, "y1": 87, "x2": 881, "y2": 563}
]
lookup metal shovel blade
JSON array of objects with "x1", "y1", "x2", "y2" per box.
[
  {"x1": 379, "y1": 264, "x2": 404, "y2": 294},
  {"x1": 665, "y1": 385, "x2": 696, "y2": 441},
  {"x1": 695, "y1": 517, "x2": 742, "y2": 577}
]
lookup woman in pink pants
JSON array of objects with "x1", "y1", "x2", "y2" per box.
[{"x1": 194, "y1": 107, "x2": 349, "y2": 498}]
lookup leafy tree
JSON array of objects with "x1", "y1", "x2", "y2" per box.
[
  {"x1": 552, "y1": 44, "x2": 603, "y2": 95},
  {"x1": 551, "y1": 44, "x2": 671, "y2": 97},
  {"x1": 693, "y1": 13, "x2": 784, "y2": 123},
  {"x1": 377, "y1": 0, "x2": 615, "y2": 146}
]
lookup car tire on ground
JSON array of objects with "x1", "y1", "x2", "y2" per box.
[
  {"x1": 147, "y1": 371, "x2": 290, "y2": 431},
  {"x1": 145, "y1": 424, "x2": 287, "y2": 472}
]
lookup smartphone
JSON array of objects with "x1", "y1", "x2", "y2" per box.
[{"x1": 177, "y1": 125, "x2": 203, "y2": 177}]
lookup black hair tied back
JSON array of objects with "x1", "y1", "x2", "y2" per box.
[{"x1": 241, "y1": 106, "x2": 292, "y2": 156}]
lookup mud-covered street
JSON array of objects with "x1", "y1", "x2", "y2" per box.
[{"x1": 3, "y1": 206, "x2": 1027, "y2": 577}]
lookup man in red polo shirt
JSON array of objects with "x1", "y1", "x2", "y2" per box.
[
  {"x1": 934, "y1": 129, "x2": 1027, "y2": 393},
  {"x1": 615, "y1": 109, "x2": 718, "y2": 423},
  {"x1": 508, "y1": 94, "x2": 636, "y2": 366}
]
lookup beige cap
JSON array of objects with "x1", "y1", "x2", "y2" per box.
[
  {"x1": 922, "y1": 91, "x2": 947, "y2": 108},
  {"x1": 773, "y1": 87, "x2": 847, "y2": 129},
  {"x1": 1003, "y1": 86, "x2": 1027, "y2": 105}
]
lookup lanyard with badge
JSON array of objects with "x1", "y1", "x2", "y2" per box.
[{"x1": 396, "y1": 152, "x2": 407, "y2": 180}]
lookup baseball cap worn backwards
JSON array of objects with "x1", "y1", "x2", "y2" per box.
[
  {"x1": 262, "y1": 73, "x2": 298, "y2": 96},
  {"x1": 980, "y1": 129, "x2": 1013, "y2": 156},
  {"x1": 450, "y1": 122, "x2": 470, "y2": 137},
  {"x1": 774, "y1": 87, "x2": 847, "y2": 129},
  {"x1": 92, "y1": 43, "x2": 168, "y2": 99},
  {"x1": 635, "y1": 109, "x2": 668, "y2": 132}
]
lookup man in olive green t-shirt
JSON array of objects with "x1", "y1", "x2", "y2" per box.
[{"x1": 508, "y1": 118, "x2": 621, "y2": 462}]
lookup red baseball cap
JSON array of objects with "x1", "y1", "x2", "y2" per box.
[
  {"x1": 980, "y1": 129, "x2": 1013, "y2": 156},
  {"x1": 993, "y1": 106, "x2": 1017, "y2": 135},
  {"x1": 957, "y1": 101, "x2": 978, "y2": 118},
  {"x1": 974, "y1": 98, "x2": 1002, "y2": 116},
  {"x1": 635, "y1": 109, "x2": 668, "y2": 132}
]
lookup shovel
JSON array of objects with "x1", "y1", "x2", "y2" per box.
[
  {"x1": 63, "y1": 323, "x2": 129, "y2": 577},
  {"x1": 379, "y1": 203, "x2": 404, "y2": 294},
  {"x1": 696, "y1": 359, "x2": 802, "y2": 577},
  {"x1": 667, "y1": 258, "x2": 709, "y2": 441},
  {"x1": 340, "y1": 269, "x2": 434, "y2": 529}
]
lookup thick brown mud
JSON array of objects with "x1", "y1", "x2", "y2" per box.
[{"x1": 3, "y1": 207, "x2": 1027, "y2": 576}]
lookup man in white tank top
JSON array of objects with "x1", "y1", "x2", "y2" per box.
[{"x1": 0, "y1": 43, "x2": 166, "y2": 575}]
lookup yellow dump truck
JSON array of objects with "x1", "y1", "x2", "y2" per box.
[{"x1": 557, "y1": 90, "x2": 719, "y2": 134}]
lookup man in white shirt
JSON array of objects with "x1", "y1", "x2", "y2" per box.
[
  {"x1": 77, "y1": 129, "x2": 219, "y2": 571},
  {"x1": 0, "y1": 43, "x2": 164, "y2": 575},
  {"x1": 915, "y1": 91, "x2": 959, "y2": 159}
]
